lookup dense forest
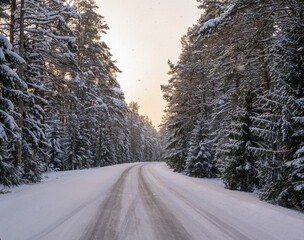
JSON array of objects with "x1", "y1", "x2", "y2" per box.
[
  {"x1": 1, "y1": 0, "x2": 303, "y2": 212},
  {"x1": 161, "y1": 0, "x2": 304, "y2": 210},
  {"x1": 0, "y1": 0, "x2": 161, "y2": 187}
]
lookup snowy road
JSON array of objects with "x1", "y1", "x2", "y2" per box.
[{"x1": 1, "y1": 163, "x2": 304, "y2": 240}]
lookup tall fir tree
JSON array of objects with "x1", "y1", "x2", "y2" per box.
[
  {"x1": 219, "y1": 89, "x2": 260, "y2": 192},
  {"x1": 185, "y1": 116, "x2": 217, "y2": 178},
  {"x1": 0, "y1": 34, "x2": 25, "y2": 186},
  {"x1": 250, "y1": 1, "x2": 304, "y2": 209}
]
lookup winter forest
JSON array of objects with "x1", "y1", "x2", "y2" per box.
[
  {"x1": 161, "y1": 0, "x2": 304, "y2": 211},
  {"x1": 0, "y1": 0, "x2": 161, "y2": 187},
  {"x1": 0, "y1": 0, "x2": 304, "y2": 215}
]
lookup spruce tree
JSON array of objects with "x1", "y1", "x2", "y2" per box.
[
  {"x1": 0, "y1": 34, "x2": 25, "y2": 186},
  {"x1": 46, "y1": 116, "x2": 64, "y2": 171},
  {"x1": 264, "y1": 2, "x2": 303, "y2": 209},
  {"x1": 14, "y1": 0, "x2": 79, "y2": 181},
  {"x1": 186, "y1": 117, "x2": 217, "y2": 178},
  {"x1": 219, "y1": 89, "x2": 260, "y2": 192}
]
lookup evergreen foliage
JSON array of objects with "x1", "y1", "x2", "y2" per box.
[
  {"x1": 185, "y1": 117, "x2": 217, "y2": 178},
  {"x1": 161, "y1": 0, "x2": 304, "y2": 210},
  {"x1": 219, "y1": 89, "x2": 260, "y2": 192},
  {"x1": 0, "y1": 0, "x2": 162, "y2": 188},
  {"x1": 0, "y1": 34, "x2": 25, "y2": 186}
]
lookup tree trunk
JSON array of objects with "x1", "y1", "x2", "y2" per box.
[
  {"x1": 72, "y1": 130, "x2": 76, "y2": 170},
  {"x1": 96, "y1": 124, "x2": 103, "y2": 166},
  {"x1": 10, "y1": 0, "x2": 16, "y2": 44},
  {"x1": 259, "y1": 47, "x2": 271, "y2": 92},
  {"x1": 17, "y1": 0, "x2": 25, "y2": 166}
]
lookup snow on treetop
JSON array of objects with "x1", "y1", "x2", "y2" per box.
[
  {"x1": 295, "y1": 146, "x2": 304, "y2": 156},
  {"x1": 200, "y1": 5, "x2": 234, "y2": 34},
  {"x1": 84, "y1": 70, "x2": 95, "y2": 77},
  {"x1": 0, "y1": 34, "x2": 12, "y2": 50},
  {"x1": 0, "y1": 34, "x2": 25, "y2": 65},
  {"x1": 0, "y1": 65, "x2": 21, "y2": 82},
  {"x1": 112, "y1": 87, "x2": 123, "y2": 95},
  {"x1": 7, "y1": 50, "x2": 26, "y2": 64},
  {"x1": 0, "y1": 109, "x2": 17, "y2": 138},
  {"x1": 111, "y1": 97, "x2": 122, "y2": 107},
  {"x1": 97, "y1": 103, "x2": 108, "y2": 111},
  {"x1": 63, "y1": 52, "x2": 75, "y2": 59},
  {"x1": 0, "y1": 48, "x2": 5, "y2": 62},
  {"x1": 0, "y1": 124, "x2": 8, "y2": 142}
]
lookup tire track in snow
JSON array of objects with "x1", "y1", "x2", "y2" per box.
[
  {"x1": 27, "y1": 166, "x2": 133, "y2": 240},
  {"x1": 148, "y1": 165, "x2": 252, "y2": 240},
  {"x1": 29, "y1": 165, "x2": 138, "y2": 240},
  {"x1": 116, "y1": 181, "x2": 141, "y2": 240},
  {"x1": 138, "y1": 165, "x2": 192, "y2": 240},
  {"x1": 81, "y1": 164, "x2": 137, "y2": 240}
]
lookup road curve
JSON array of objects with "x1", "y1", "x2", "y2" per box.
[{"x1": 79, "y1": 163, "x2": 304, "y2": 240}]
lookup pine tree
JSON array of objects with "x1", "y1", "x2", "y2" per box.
[
  {"x1": 13, "y1": 0, "x2": 79, "y2": 181},
  {"x1": 109, "y1": 89, "x2": 132, "y2": 164},
  {"x1": 0, "y1": 34, "x2": 25, "y2": 186},
  {"x1": 186, "y1": 117, "x2": 217, "y2": 178},
  {"x1": 129, "y1": 102, "x2": 144, "y2": 162},
  {"x1": 0, "y1": 0, "x2": 9, "y2": 21},
  {"x1": 162, "y1": 43, "x2": 202, "y2": 172},
  {"x1": 260, "y1": 1, "x2": 304, "y2": 209},
  {"x1": 46, "y1": 119, "x2": 63, "y2": 171},
  {"x1": 219, "y1": 89, "x2": 260, "y2": 191},
  {"x1": 141, "y1": 115, "x2": 162, "y2": 162}
]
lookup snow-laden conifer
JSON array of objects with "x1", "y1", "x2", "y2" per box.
[
  {"x1": 185, "y1": 117, "x2": 217, "y2": 178},
  {"x1": 219, "y1": 89, "x2": 260, "y2": 192},
  {"x1": 0, "y1": 34, "x2": 25, "y2": 186}
]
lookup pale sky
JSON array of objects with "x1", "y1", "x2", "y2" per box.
[{"x1": 96, "y1": 0, "x2": 200, "y2": 128}]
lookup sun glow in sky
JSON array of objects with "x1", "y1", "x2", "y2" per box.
[{"x1": 96, "y1": 0, "x2": 200, "y2": 128}]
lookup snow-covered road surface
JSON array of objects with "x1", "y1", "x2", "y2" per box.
[{"x1": 0, "y1": 162, "x2": 303, "y2": 240}]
